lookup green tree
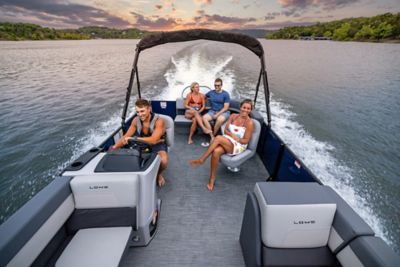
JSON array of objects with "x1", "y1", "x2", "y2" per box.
[
  {"x1": 375, "y1": 22, "x2": 393, "y2": 39},
  {"x1": 354, "y1": 25, "x2": 374, "y2": 40},
  {"x1": 333, "y1": 22, "x2": 351, "y2": 40}
]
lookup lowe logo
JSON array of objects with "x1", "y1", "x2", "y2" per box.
[
  {"x1": 89, "y1": 185, "x2": 109, "y2": 190},
  {"x1": 294, "y1": 220, "x2": 316, "y2": 225}
]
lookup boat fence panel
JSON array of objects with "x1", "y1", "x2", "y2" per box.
[
  {"x1": 257, "y1": 125, "x2": 319, "y2": 183},
  {"x1": 150, "y1": 100, "x2": 176, "y2": 118},
  {"x1": 276, "y1": 148, "x2": 316, "y2": 183}
]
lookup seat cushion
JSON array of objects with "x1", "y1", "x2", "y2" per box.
[
  {"x1": 174, "y1": 114, "x2": 192, "y2": 125},
  {"x1": 220, "y1": 149, "x2": 253, "y2": 168},
  {"x1": 263, "y1": 246, "x2": 336, "y2": 267},
  {"x1": 254, "y1": 182, "x2": 336, "y2": 248},
  {"x1": 56, "y1": 227, "x2": 131, "y2": 267}
]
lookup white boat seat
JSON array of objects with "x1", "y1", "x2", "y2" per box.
[
  {"x1": 254, "y1": 182, "x2": 337, "y2": 249},
  {"x1": 56, "y1": 227, "x2": 131, "y2": 267},
  {"x1": 220, "y1": 119, "x2": 261, "y2": 170},
  {"x1": 158, "y1": 114, "x2": 174, "y2": 147}
]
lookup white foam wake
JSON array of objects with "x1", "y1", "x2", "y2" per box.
[
  {"x1": 161, "y1": 51, "x2": 234, "y2": 99},
  {"x1": 269, "y1": 95, "x2": 391, "y2": 246}
]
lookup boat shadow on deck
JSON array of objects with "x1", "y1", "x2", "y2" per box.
[{"x1": 121, "y1": 132, "x2": 269, "y2": 267}]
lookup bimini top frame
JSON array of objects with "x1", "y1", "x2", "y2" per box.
[{"x1": 121, "y1": 29, "x2": 271, "y2": 130}]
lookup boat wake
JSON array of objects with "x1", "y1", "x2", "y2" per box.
[
  {"x1": 269, "y1": 96, "x2": 391, "y2": 246},
  {"x1": 161, "y1": 46, "x2": 235, "y2": 100}
]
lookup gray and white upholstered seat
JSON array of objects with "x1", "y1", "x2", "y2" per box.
[
  {"x1": 220, "y1": 118, "x2": 261, "y2": 172},
  {"x1": 157, "y1": 114, "x2": 174, "y2": 148}
]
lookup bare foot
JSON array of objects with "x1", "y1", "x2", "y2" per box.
[
  {"x1": 203, "y1": 128, "x2": 212, "y2": 135},
  {"x1": 188, "y1": 139, "x2": 193, "y2": 144},
  {"x1": 152, "y1": 210, "x2": 158, "y2": 225},
  {"x1": 207, "y1": 178, "x2": 215, "y2": 191},
  {"x1": 157, "y1": 175, "x2": 165, "y2": 187},
  {"x1": 189, "y1": 159, "x2": 203, "y2": 167}
]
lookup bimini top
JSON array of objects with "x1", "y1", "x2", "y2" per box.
[{"x1": 136, "y1": 29, "x2": 264, "y2": 58}]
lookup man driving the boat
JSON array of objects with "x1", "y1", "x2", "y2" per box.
[
  {"x1": 201, "y1": 78, "x2": 230, "y2": 146},
  {"x1": 112, "y1": 99, "x2": 167, "y2": 187}
]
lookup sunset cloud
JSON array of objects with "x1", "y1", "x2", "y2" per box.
[
  {"x1": 131, "y1": 11, "x2": 177, "y2": 30},
  {"x1": 0, "y1": 0, "x2": 131, "y2": 28},
  {"x1": 194, "y1": 0, "x2": 212, "y2": 5},
  {"x1": 278, "y1": 0, "x2": 360, "y2": 16},
  {"x1": 0, "y1": 0, "x2": 394, "y2": 31}
]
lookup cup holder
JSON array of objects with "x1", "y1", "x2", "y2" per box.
[
  {"x1": 71, "y1": 161, "x2": 83, "y2": 168},
  {"x1": 89, "y1": 148, "x2": 100, "y2": 153}
]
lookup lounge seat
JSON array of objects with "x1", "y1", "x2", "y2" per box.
[
  {"x1": 56, "y1": 227, "x2": 131, "y2": 267},
  {"x1": 158, "y1": 114, "x2": 174, "y2": 147},
  {"x1": 239, "y1": 182, "x2": 387, "y2": 267},
  {"x1": 220, "y1": 119, "x2": 261, "y2": 171}
]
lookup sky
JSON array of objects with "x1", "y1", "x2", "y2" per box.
[{"x1": 0, "y1": 0, "x2": 399, "y2": 30}]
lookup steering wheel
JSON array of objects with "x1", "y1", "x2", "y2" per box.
[
  {"x1": 181, "y1": 85, "x2": 212, "y2": 98},
  {"x1": 126, "y1": 137, "x2": 152, "y2": 153}
]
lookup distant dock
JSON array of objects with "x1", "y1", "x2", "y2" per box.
[{"x1": 300, "y1": 36, "x2": 332, "y2": 41}]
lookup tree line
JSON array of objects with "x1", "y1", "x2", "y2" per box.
[
  {"x1": 267, "y1": 13, "x2": 400, "y2": 42},
  {"x1": 0, "y1": 23, "x2": 147, "y2": 40}
]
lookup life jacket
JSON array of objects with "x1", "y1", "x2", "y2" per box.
[{"x1": 135, "y1": 112, "x2": 159, "y2": 137}]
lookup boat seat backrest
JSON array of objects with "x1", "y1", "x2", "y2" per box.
[
  {"x1": 322, "y1": 186, "x2": 375, "y2": 254},
  {"x1": 0, "y1": 177, "x2": 74, "y2": 267},
  {"x1": 158, "y1": 114, "x2": 174, "y2": 147},
  {"x1": 219, "y1": 119, "x2": 261, "y2": 169},
  {"x1": 221, "y1": 118, "x2": 261, "y2": 152},
  {"x1": 336, "y1": 236, "x2": 400, "y2": 267},
  {"x1": 176, "y1": 98, "x2": 185, "y2": 115},
  {"x1": 254, "y1": 182, "x2": 337, "y2": 248}
]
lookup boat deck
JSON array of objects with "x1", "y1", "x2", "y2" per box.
[{"x1": 121, "y1": 131, "x2": 269, "y2": 266}]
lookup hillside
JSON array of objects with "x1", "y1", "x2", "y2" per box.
[
  {"x1": 267, "y1": 13, "x2": 400, "y2": 42},
  {"x1": 0, "y1": 23, "x2": 146, "y2": 40}
]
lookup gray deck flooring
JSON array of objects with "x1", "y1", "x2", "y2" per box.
[{"x1": 120, "y1": 131, "x2": 269, "y2": 267}]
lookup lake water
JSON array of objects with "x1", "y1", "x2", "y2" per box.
[{"x1": 0, "y1": 39, "x2": 399, "y2": 252}]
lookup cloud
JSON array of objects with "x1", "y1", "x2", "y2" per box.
[
  {"x1": 131, "y1": 11, "x2": 177, "y2": 30},
  {"x1": 0, "y1": 0, "x2": 131, "y2": 28},
  {"x1": 278, "y1": 0, "x2": 360, "y2": 16},
  {"x1": 194, "y1": 0, "x2": 212, "y2": 5},
  {"x1": 264, "y1": 12, "x2": 281, "y2": 21},
  {"x1": 155, "y1": 4, "x2": 163, "y2": 10},
  {"x1": 196, "y1": 9, "x2": 206, "y2": 15}
]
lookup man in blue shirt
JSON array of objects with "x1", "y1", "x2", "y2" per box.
[{"x1": 202, "y1": 78, "x2": 230, "y2": 146}]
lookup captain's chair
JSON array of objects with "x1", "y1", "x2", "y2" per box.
[
  {"x1": 220, "y1": 118, "x2": 261, "y2": 172},
  {"x1": 158, "y1": 114, "x2": 174, "y2": 148}
]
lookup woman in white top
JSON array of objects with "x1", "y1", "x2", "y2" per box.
[{"x1": 190, "y1": 99, "x2": 254, "y2": 191}]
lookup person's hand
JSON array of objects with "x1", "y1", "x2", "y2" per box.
[
  {"x1": 213, "y1": 114, "x2": 218, "y2": 120},
  {"x1": 122, "y1": 137, "x2": 129, "y2": 145},
  {"x1": 155, "y1": 139, "x2": 165, "y2": 144},
  {"x1": 109, "y1": 145, "x2": 116, "y2": 151}
]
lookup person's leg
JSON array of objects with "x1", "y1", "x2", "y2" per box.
[
  {"x1": 202, "y1": 113, "x2": 213, "y2": 133},
  {"x1": 213, "y1": 114, "x2": 227, "y2": 135},
  {"x1": 208, "y1": 145, "x2": 225, "y2": 191},
  {"x1": 188, "y1": 118, "x2": 197, "y2": 144},
  {"x1": 157, "y1": 150, "x2": 168, "y2": 187},
  {"x1": 194, "y1": 111, "x2": 211, "y2": 134},
  {"x1": 190, "y1": 135, "x2": 233, "y2": 166}
]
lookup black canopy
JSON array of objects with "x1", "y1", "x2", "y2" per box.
[
  {"x1": 137, "y1": 29, "x2": 264, "y2": 58},
  {"x1": 121, "y1": 29, "x2": 271, "y2": 129}
]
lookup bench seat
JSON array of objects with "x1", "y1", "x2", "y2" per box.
[{"x1": 56, "y1": 227, "x2": 131, "y2": 267}]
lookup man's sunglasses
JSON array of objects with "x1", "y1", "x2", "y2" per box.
[{"x1": 214, "y1": 84, "x2": 222, "y2": 87}]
